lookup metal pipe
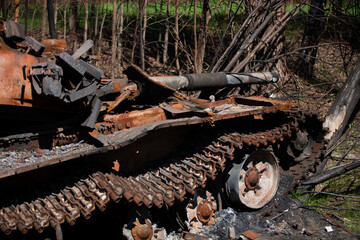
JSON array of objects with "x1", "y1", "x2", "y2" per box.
[{"x1": 151, "y1": 72, "x2": 279, "y2": 90}]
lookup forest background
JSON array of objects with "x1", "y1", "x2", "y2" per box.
[{"x1": 1, "y1": 0, "x2": 360, "y2": 234}]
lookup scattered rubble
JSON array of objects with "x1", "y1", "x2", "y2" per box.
[
  {"x1": 0, "y1": 142, "x2": 93, "y2": 172},
  {"x1": 198, "y1": 174, "x2": 358, "y2": 240}
]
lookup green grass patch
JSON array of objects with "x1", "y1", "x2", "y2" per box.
[
  {"x1": 291, "y1": 132, "x2": 360, "y2": 235},
  {"x1": 291, "y1": 170, "x2": 360, "y2": 233}
]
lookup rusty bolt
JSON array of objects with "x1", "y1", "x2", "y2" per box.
[
  {"x1": 245, "y1": 166, "x2": 260, "y2": 190},
  {"x1": 196, "y1": 199, "x2": 214, "y2": 224},
  {"x1": 131, "y1": 219, "x2": 153, "y2": 240}
]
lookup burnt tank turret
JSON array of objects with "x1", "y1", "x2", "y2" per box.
[{"x1": 0, "y1": 20, "x2": 326, "y2": 239}]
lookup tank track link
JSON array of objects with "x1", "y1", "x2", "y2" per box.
[
  {"x1": 0, "y1": 110, "x2": 326, "y2": 236},
  {"x1": 283, "y1": 110, "x2": 327, "y2": 189},
  {"x1": 0, "y1": 130, "x2": 79, "y2": 150}
]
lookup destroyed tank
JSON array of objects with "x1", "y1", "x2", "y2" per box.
[{"x1": 0, "y1": 20, "x2": 326, "y2": 239}]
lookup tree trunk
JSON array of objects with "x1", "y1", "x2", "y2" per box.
[
  {"x1": 97, "y1": 1, "x2": 109, "y2": 57},
  {"x1": 69, "y1": 0, "x2": 78, "y2": 32},
  {"x1": 174, "y1": 0, "x2": 180, "y2": 73},
  {"x1": 1, "y1": 0, "x2": 8, "y2": 18},
  {"x1": 47, "y1": 0, "x2": 58, "y2": 39},
  {"x1": 209, "y1": 1, "x2": 241, "y2": 72},
  {"x1": 138, "y1": 0, "x2": 145, "y2": 70},
  {"x1": 24, "y1": 0, "x2": 29, "y2": 34},
  {"x1": 193, "y1": 0, "x2": 198, "y2": 73},
  {"x1": 84, "y1": 0, "x2": 89, "y2": 41},
  {"x1": 54, "y1": 0, "x2": 58, "y2": 26},
  {"x1": 41, "y1": 0, "x2": 47, "y2": 40},
  {"x1": 117, "y1": 0, "x2": 124, "y2": 76},
  {"x1": 31, "y1": 0, "x2": 38, "y2": 31},
  {"x1": 297, "y1": 0, "x2": 326, "y2": 80},
  {"x1": 63, "y1": 0, "x2": 66, "y2": 39},
  {"x1": 156, "y1": 0, "x2": 163, "y2": 63},
  {"x1": 311, "y1": 58, "x2": 360, "y2": 176},
  {"x1": 162, "y1": 0, "x2": 170, "y2": 64},
  {"x1": 131, "y1": 6, "x2": 139, "y2": 63},
  {"x1": 324, "y1": 58, "x2": 360, "y2": 146},
  {"x1": 111, "y1": 0, "x2": 117, "y2": 79},
  {"x1": 95, "y1": 0, "x2": 99, "y2": 38},
  {"x1": 14, "y1": 0, "x2": 19, "y2": 22},
  {"x1": 143, "y1": 0, "x2": 147, "y2": 41},
  {"x1": 89, "y1": 1, "x2": 95, "y2": 39},
  {"x1": 194, "y1": 0, "x2": 209, "y2": 73},
  {"x1": 69, "y1": 0, "x2": 78, "y2": 50}
]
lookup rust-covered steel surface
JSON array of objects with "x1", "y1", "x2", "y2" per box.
[
  {"x1": 0, "y1": 97, "x2": 289, "y2": 179},
  {"x1": 0, "y1": 19, "x2": 327, "y2": 238},
  {"x1": 0, "y1": 36, "x2": 38, "y2": 107},
  {"x1": 0, "y1": 110, "x2": 326, "y2": 236}
]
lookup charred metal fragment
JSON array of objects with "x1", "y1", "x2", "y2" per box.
[
  {"x1": 42, "y1": 39, "x2": 67, "y2": 56},
  {"x1": 96, "y1": 82, "x2": 114, "y2": 97},
  {"x1": 21, "y1": 37, "x2": 45, "y2": 56},
  {"x1": 82, "y1": 97, "x2": 102, "y2": 128},
  {"x1": 71, "y1": 40, "x2": 94, "y2": 60},
  {"x1": 65, "y1": 82, "x2": 97, "y2": 103},
  {"x1": 78, "y1": 59, "x2": 103, "y2": 80},
  {"x1": 29, "y1": 62, "x2": 64, "y2": 98},
  {"x1": 4, "y1": 20, "x2": 25, "y2": 41},
  {"x1": 56, "y1": 52, "x2": 86, "y2": 77}
]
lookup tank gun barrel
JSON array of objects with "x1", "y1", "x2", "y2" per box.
[{"x1": 151, "y1": 71, "x2": 279, "y2": 90}]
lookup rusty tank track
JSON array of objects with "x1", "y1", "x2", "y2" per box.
[
  {"x1": 0, "y1": 128, "x2": 79, "y2": 150},
  {"x1": 283, "y1": 110, "x2": 327, "y2": 188},
  {"x1": 0, "y1": 110, "x2": 326, "y2": 236}
]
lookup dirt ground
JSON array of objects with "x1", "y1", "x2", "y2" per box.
[{"x1": 195, "y1": 174, "x2": 359, "y2": 240}]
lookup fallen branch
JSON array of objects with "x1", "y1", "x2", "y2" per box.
[
  {"x1": 323, "y1": 213, "x2": 357, "y2": 236},
  {"x1": 232, "y1": 2, "x2": 303, "y2": 72},
  {"x1": 303, "y1": 160, "x2": 360, "y2": 185},
  {"x1": 336, "y1": 138, "x2": 360, "y2": 166},
  {"x1": 211, "y1": 1, "x2": 266, "y2": 72},
  {"x1": 303, "y1": 191, "x2": 360, "y2": 200},
  {"x1": 300, "y1": 205, "x2": 360, "y2": 211}
]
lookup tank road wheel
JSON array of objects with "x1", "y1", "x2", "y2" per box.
[
  {"x1": 186, "y1": 190, "x2": 218, "y2": 233},
  {"x1": 123, "y1": 207, "x2": 156, "y2": 240},
  {"x1": 131, "y1": 219, "x2": 154, "y2": 240},
  {"x1": 225, "y1": 150, "x2": 280, "y2": 209}
]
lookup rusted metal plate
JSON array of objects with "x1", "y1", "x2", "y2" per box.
[
  {"x1": 41, "y1": 39, "x2": 67, "y2": 56},
  {"x1": 236, "y1": 96, "x2": 294, "y2": 109},
  {"x1": 242, "y1": 230, "x2": 259, "y2": 239},
  {"x1": 0, "y1": 37, "x2": 38, "y2": 107},
  {"x1": 0, "y1": 100, "x2": 290, "y2": 179},
  {"x1": 0, "y1": 111, "x2": 326, "y2": 236},
  {"x1": 197, "y1": 97, "x2": 235, "y2": 108},
  {"x1": 92, "y1": 107, "x2": 167, "y2": 137}
]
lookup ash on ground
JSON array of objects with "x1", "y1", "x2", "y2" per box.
[
  {"x1": 0, "y1": 141, "x2": 93, "y2": 172},
  {"x1": 197, "y1": 174, "x2": 358, "y2": 240}
]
